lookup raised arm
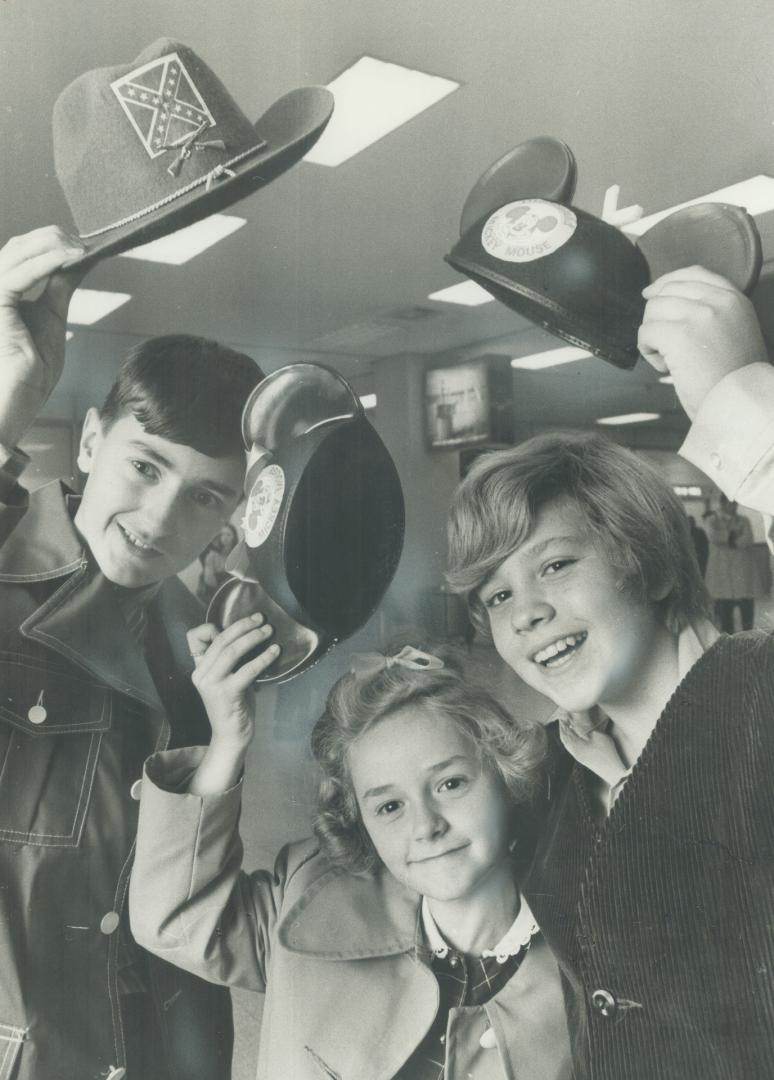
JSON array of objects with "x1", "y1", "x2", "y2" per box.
[
  {"x1": 0, "y1": 227, "x2": 84, "y2": 448},
  {"x1": 129, "y1": 615, "x2": 292, "y2": 992},
  {"x1": 639, "y1": 265, "x2": 774, "y2": 522}
]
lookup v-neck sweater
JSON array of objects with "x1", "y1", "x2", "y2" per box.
[{"x1": 525, "y1": 631, "x2": 774, "y2": 1080}]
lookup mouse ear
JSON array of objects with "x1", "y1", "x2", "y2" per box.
[
  {"x1": 459, "y1": 137, "x2": 577, "y2": 236},
  {"x1": 636, "y1": 203, "x2": 762, "y2": 294}
]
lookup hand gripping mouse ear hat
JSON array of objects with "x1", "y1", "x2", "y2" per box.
[
  {"x1": 207, "y1": 365, "x2": 405, "y2": 684},
  {"x1": 446, "y1": 137, "x2": 762, "y2": 369}
]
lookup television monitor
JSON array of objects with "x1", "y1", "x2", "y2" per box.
[{"x1": 424, "y1": 357, "x2": 513, "y2": 449}]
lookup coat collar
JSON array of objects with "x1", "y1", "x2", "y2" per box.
[
  {"x1": 0, "y1": 482, "x2": 198, "y2": 711},
  {"x1": 0, "y1": 481, "x2": 84, "y2": 582},
  {"x1": 278, "y1": 859, "x2": 423, "y2": 961}
]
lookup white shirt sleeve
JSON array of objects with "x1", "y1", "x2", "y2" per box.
[{"x1": 680, "y1": 362, "x2": 774, "y2": 550}]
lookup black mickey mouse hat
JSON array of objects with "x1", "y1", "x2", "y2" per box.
[
  {"x1": 446, "y1": 137, "x2": 762, "y2": 369},
  {"x1": 207, "y1": 364, "x2": 405, "y2": 684}
]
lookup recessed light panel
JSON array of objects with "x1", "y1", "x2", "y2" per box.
[
  {"x1": 120, "y1": 215, "x2": 246, "y2": 264},
  {"x1": 304, "y1": 56, "x2": 459, "y2": 167},
  {"x1": 428, "y1": 281, "x2": 494, "y2": 306},
  {"x1": 68, "y1": 290, "x2": 131, "y2": 325},
  {"x1": 596, "y1": 412, "x2": 661, "y2": 425},
  {"x1": 623, "y1": 175, "x2": 774, "y2": 237},
  {"x1": 511, "y1": 346, "x2": 592, "y2": 370}
]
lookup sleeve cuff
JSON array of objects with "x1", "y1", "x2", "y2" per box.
[
  {"x1": 144, "y1": 746, "x2": 244, "y2": 800},
  {"x1": 680, "y1": 362, "x2": 774, "y2": 496}
]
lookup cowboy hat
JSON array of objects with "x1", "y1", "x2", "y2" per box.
[{"x1": 53, "y1": 38, "x2": 334, "y2": 267}]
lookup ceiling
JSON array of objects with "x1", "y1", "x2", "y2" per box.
[{"x1": 3, "y1": 0, "x2": 774, "y2": 442}]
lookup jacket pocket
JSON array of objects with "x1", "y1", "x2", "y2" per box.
[
  {"x1": 0, "y1": 654, "x2": 111, "y2": 847},
  {"x1": 0, "y1": 1021, "x2": 27, "y2": 1080}
]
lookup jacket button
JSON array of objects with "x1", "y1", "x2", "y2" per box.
[
  {"x1": 27, "y1": 704, "x2": 47, "y2": 724},
  {"x1": 130, "y1": 779, "x2": 143, "y2": 800},
  {"x1": 100, "y1": 911, "x2": 121, "y2": 935},
  {"x1": 592, "y1": 988, "x2": 617, "y2": 1018},
  {"x1": 479, "y1": 1026, "x2": 497, "y2": 1049}
]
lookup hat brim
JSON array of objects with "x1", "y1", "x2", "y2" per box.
[
  {"x1": 69, "y1": 86, "x2": 334, "y2": 268},
  {"x1": 445, "y1": 252, "x2": 642, "y2": 370}
]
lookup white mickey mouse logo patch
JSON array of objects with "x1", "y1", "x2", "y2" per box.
[
  {"x1": 481, "y1": 198, "x2": 576, "y2": 264},
  {"x1": 241, "y1": 464, "x2": 285, "y2": 548}
]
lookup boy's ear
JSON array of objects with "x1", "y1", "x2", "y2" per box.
[
  {"x1": 635, "y1": 203, "x2": 762, "y2": 295},
  {"x1": 649, "y1": 574, "x2": 674, "y2": 604},
  {"x1": 77, "y1": 407, "x2": 103, "y2": 474}
]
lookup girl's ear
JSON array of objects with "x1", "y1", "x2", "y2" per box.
[
  {"x1": 459, "y1": 137, "x2": 577, "y2": 236},
  {"x1": 635, "y1": 203, "x2": 762, "y2": 295}
]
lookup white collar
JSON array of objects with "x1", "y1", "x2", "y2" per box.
[{"x1": 421, "y1": 895, "x2": 539, "y2": 963}]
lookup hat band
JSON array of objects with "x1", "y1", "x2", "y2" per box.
[{"x1": 78, "y1": 139, "x2": 268, "y2": 240}]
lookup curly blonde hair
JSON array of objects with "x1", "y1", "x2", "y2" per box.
[{"x1": 310, "y1": 645, "x2": 547, "y2": 874}]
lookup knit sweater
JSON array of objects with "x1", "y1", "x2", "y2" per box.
[{"x1": 524, "y1": 631, "x2": 774, "y2": 1080}]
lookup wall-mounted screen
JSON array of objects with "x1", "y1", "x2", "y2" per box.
[{"x1": 424, "y1": 357, "x2": 513, "y2": 449}]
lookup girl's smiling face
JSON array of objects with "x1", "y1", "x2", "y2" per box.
[
  {"x1": 348, "y1": 705, "x2": 514, "y2": 903},
  {"x1": 478, "y1": 498, "x2": 674, "y2": 720}
]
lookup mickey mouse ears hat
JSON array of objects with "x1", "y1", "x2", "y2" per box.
[
  {"x1": 53, "y1": 39, "x2": 334, "y2": 267},
  {"x1": 446, "y1": 137, "x2": 762, "y2": 369},
  {"x1": 207, "y1": 364, "x2": 405, "y2": 684}
]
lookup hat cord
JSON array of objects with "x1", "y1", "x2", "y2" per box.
[{"x1": 78, "y1": 137, "x2": 268, "y2": 240}]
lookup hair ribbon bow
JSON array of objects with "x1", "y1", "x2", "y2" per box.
[{"x1": 350, "y1": 645, "x2": 444, "y2": 678}]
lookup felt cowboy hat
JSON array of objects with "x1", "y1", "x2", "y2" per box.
[
  {"x1": 207, "y1": 364, "x2": 405, "y2": 684},
  {"x1": 446, "y1": 137, "x2": 762, "y2": 369},
  {"x1": 53, "y1": 38, "x2": 334, "y2": 267}
]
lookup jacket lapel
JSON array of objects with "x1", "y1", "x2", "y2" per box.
[
  {"x1": 278, "y1": 861, "x2": 421, "y2": 959},
  {"x1": 0, "y1": 482, "x2": 174, "y2": 711},
  {"x1": 22, "y1": 565, "x2": 165, "y2": 711}
]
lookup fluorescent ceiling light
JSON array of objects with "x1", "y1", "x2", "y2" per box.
[
  {"x1": 511, "y1": 346, "x2": 592, "y2": 371},
  {"x1": 428, "y1": 281, "x2": 494, "y2": 306},
  {"x1": 623, "y1": 175, "x2": 774, "y2": 237},
  {"x1": 68, "y1": 289, "x2": 131, "y2": 325},
  {"x1": 659, "y1": 374, "x2": 674, "y2": 385},
  {"x1": 596, "y1": 412, "x2": 661, "y2": 425},
  {"x1": 304, "y1": 56, "x2": 459, "y2": 167},
  {"x1": 673, "y1": 484, "x2": 703, "y2": 497},
  {"x1": 359, "y1": 393, "x2": 377, "y2": 410},
  {"x1": 120, "y1": 214, "x2": 246, "y2": 264}
]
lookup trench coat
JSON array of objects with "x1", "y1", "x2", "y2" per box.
[
  {"x1": 0, "y1": 481, "x2": 232, "y2": 1080},
  {"x1": 130, "y1": 746, "x2": 573, "y2": 1080}
]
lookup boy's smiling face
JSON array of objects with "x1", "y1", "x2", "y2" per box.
[
  {"x1": 349, "y1": 705, "x2": 514, "y2": 903},
  {"x1": 74, "y1": 410, "x2": 244, "y2": 588},
  {"x1": 478, "y1": 498, "x2": 672, "y2": 719}
]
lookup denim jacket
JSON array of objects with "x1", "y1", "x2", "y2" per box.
[{"x1": 0, "y1": 480, "x2": 232, "y2": 1080}]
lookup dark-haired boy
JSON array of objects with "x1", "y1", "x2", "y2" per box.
[
  {"x1": 0, "y1": 227, "x2": 261, "y2": 1080},
  {"x1": 447, "y1": 266, "x2": 774, "y2": 1079}
]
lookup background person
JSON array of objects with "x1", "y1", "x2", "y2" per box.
[{"x1": 704, "y1": 494, "x2": 756, "y2": 631}]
